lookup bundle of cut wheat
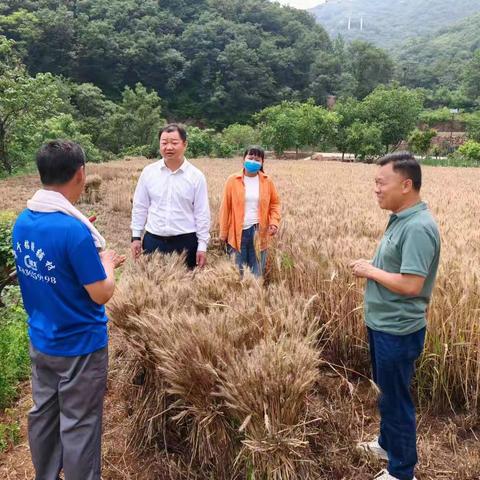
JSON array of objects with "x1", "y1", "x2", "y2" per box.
[{"x1": 108, "y1": 253, "x2": 322, "y2": 478}]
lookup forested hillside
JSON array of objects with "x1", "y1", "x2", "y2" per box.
[
  {"x1": 0, "y1": 0, "x2": 334, "y2": 126},
  {"x1": 0, "y1": 0, "x2": 479, "y2": 175},
  {"x1": 309, "y1": 0, "x2": 480, "y2": 49},
  {"x1": 397, "y1": 13, "x2": 480, "y2": 104},
  {"x1": 0, "y1": 0, "x2": 399, "y2": 173}
]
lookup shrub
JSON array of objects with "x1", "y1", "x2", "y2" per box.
[
  {"x1": 458, "y1": 140, "x2": 480, "y2": 163},
  {"x1": 211, "y1": 133, "x2": 237, "y2": 158},
  {"x1": 186, "y1": 126, "x2": 215, "y2": 158},
  {"x1": 408, "y1": 128, "x2": 437, "y2": 157},
  {"x1": 120, "y1": 137, "x2": 159, "y2": 159},
  {"x1": 0, "y1": 411, "x2": 20, "y2": 453},
  {"x1": 220, "y1": 124, "x2": 258, "y2": 154},
  {"x1": 0, "y1": 287, "x2": 29, "y2": 409},
  {"x1": 419, "y1": 107, "x2": 454, "y2": 126},
  {"x1": 0, "y1": 211, "x2": 16, "y2": 301}
]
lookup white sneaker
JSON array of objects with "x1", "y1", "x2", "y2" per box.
[
  {"x1": 357, "y1": 438, "x2": 388, "y2": 461},
  {"x1": 373, "y1": 468, "x2": 417, "y2": 480}
]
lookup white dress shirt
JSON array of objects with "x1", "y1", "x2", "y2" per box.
[
  {"x1": 131, "y1": 159, "x2": 211, "y2": 252},
  {"x1": 243, "y1": 175, "x2": 259, "y2": 229}
]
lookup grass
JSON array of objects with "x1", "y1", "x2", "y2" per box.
[
  {"x1": 420, "y1": 155, "x2": 480, "y2": 167},
  {"x1": 0, "y1": 286, "x2": 29, "y2": 410},
  {"x1": 0, "y1": 409, "x2": 21, "y2": 453},
  {"x1": 0, "y1": 286, "x2": 29, "y2": 453}
]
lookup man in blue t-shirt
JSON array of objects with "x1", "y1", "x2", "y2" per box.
[{"x1": 13, "y1": 140, "x2": 124, "y2": 480}]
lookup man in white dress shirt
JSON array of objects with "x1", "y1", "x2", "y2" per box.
[{"x1": 130, "y1": 124, "x2": 211, "y2": 269}]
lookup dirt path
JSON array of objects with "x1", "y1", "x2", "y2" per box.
[{"x1": 0, "y1": 353, "x2": 166, "y2": 480}]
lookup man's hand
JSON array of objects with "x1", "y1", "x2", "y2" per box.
[
  {"x1": 86, "y1": 250, "x2": 124, "y2": 304},
  {"x1": 100, "y1": 250, "x2": 126, "y2": 269},
  {"x1": 350, "y1": 258, "x2": 426, "y2": 296},
  {"x1": 131, "y1": 240, "x2": 142, "y2": 260},
  {"x1": 268, "y1": 225, "x2": 278, "y2": 236},
  {"x1": 196, "y1": 251, "x2": 207, "y2": 268},
  {"x1": 350, "y1": 259, "x2": 375, "y2": 279}
]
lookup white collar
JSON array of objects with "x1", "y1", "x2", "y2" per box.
[{"x1": 160, "y1": 157, "x2": 189, "y2": 173}]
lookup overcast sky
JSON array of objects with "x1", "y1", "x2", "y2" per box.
[{"x1": 274, "y1": 0, "x2": 323, "y2": 9}]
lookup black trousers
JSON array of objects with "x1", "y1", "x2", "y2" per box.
[{"x1": 142, "y1": 231, "x2": 198, "y2": 269}]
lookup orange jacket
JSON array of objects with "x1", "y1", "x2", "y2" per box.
[{"x1": 219, "y1": 171, "x2": 281, "y2": 252}]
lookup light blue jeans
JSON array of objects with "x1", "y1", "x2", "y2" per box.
[{"x1": 230, "y1": 225, "x2": 266, "y2": 277}]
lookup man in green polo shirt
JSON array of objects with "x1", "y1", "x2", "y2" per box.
[{"x1": 350, "y1": 151, "x2": 440, "y2": 480}]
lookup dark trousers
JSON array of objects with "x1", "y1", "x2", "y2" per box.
[
  {"x1": 28, "y1": 344, "x2": 108, "y2": 480},
  {"x1": 143, "y1": 231, "x2": 198, "y2": 269},
  {"x1": 368, "y1": 327, "x2": 426, "y2": 480}
]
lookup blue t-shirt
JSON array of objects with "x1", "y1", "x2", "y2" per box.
[{"x1": 12, "y1": 210, "x2": 108, "y2": 356}]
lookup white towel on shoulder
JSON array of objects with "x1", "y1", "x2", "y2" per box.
[{"x1": 27, "y1": 189, "x2": 106, "y2": 250}]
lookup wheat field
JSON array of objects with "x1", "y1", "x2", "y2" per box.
[{"x1": 1, "y1": 157, "x2": 479, "y2": 479}]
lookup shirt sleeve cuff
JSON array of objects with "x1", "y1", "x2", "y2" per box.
[
  {"x1": 132, "y1": 230, "x2": 143, "y2": 237},
  {"x1": 400, "y1": 268, "x2": 428, "y2": 277},
  {"x1": 197, "y1": 241, "x2": 207, "y2": 252}
]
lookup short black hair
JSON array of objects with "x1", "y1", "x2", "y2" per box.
[
  {"x1": 36, "y1": 140, "x2": 86, "y2": 185},
  {"x1": 377, "y1": 151, "x2": 422, "y2": 191},
  {"x1": 243, "y1": 146, "x2": 265, "y2": 160},
  {"x1": 159, "y1": 123, "x2": 187, "y2": 142}
]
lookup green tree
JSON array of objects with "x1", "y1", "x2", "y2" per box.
[
  {"x1": 465, "y1": 111, "x2": 480, "y2": 142},
  {"x1": 0, "y1": 36, "x2": 63, "y2": 174},
  {"x1": 100, "y1": 82, "x2": 164, "y2": 155},
  {"x1": 296, "y1": 101, "x2": 339, "y2": 152},
  {"x1": 221, "y1": 124, "x2": 258, "y2": 153},
  {"x1": 362, "y1": 85, "x2": 423, "y2": 152},
  {"x1": 462, "y1": 51, "x2": 480, "y2": 103},
  {"x1": 185, "y1": 126, "x2": 215, "y2": 158},
  {"x1": 69, "y1": 82, "x2": 117, "y2": 145},
  {"x1": 347, "y1": 40, "x2": 394, "y2": 99},
  {"x1": 345, "y1": 121, "x2": 383, "y2": 162},
  {"x1": 0, "y1": 8, "x2": 39, "y2": 58},
  {"x1": 256, "y1": 100, "x2": 338, "y2": 156},
  {"x1": 31, "y1": 114, "x2": 102, "y2": 162},
  {"x1": 25, "y1": 6, "x2": 75, "y2": 77},
  {"x1": 334, "y1": 97, "x2": 362, "y2": 160},
  {"x1": 408, "y1": 128, "x2": 437, "y2": 157},
  {"x1": 256, "y1": 103, "x2": 296, "y2": 156},
  {"x1": 209, "y1": 39, "x2": 276, "y2": 126},
  {"x1": 0, "y1": 0, "x2": 335, "y2": 126}
]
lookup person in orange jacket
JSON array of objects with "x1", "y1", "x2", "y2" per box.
[{"x1": 219, "y1": 146, "x2": 281, "y2": 276}]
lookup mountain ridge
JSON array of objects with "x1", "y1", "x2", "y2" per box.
[{"x1": 309, "y1": 0, "x2": 480, "y2": 49}]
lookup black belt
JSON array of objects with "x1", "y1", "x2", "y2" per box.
[{"x1": 146, "y1": 231, "x2": 196, "y2": 242}]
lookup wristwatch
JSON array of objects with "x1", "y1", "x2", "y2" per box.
[{"x1": 131, "y1": 236, "x2": 141, "y2": 242}]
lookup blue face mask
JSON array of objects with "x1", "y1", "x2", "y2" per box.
[{"x1": 244, "y1": 159, "x2": 262, "y2": 174}]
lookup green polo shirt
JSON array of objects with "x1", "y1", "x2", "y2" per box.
[{"x1": 364, "y1": 201, "x2": 441, "y2": 336}]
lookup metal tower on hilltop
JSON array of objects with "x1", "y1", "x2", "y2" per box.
[{"x1": 345, "y1": 0, "x2": 365, "y2": 32}]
